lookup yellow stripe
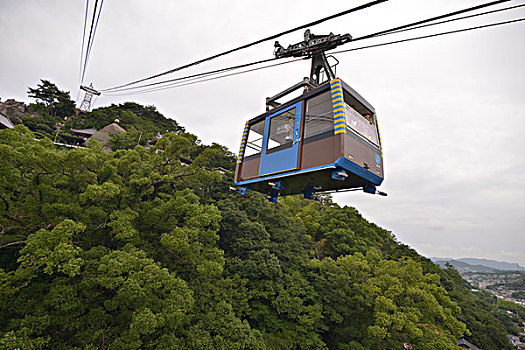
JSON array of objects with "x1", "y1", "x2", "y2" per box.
[
  {"x1": 333, "y1": 107, "x2": 344, "y2": 114},
  {"x1": 331, "y1": 92, "x2": 343, "y2": 99},
  {"x1": 332, "y1": 102, "x2": 344, "y2": 109},
  {"x1": 331, "y1": 88, "x2": 342, "y2": 94},
  {"x1": 335, "y1": 129, "x2": 346, "y2": 134},
  {"x1": 332, "y1": 97, "x2": 343, "y2": 104}
]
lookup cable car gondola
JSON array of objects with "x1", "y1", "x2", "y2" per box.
[{"x1": 234, "y1": 30, "x2": 386, "y2": 202}]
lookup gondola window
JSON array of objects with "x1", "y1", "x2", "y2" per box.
[
  {"x1": 304, "y1": 91, "x2": 334, "y2": 141},
  {"x1": 244, "y1": 120, "x2": 265, "y2": 158}
]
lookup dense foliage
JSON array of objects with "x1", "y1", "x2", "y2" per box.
[
  {"x1": 6, "y1": 83, "x2": 184, "y2": 149},
  {"x1": 70, "y1": 102, "x2": 184, "y2": 136},
  {"x1": 0, "y1": 97, "x2": 518, "y2": 349}
]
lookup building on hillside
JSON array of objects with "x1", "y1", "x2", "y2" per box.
[
  {"x1": 457, "y1": 337, "x2": 480, "y2": 349},
  {"x1": 58, "y1": 134, "x2": 86, "y2": 146},
  {"x1": 509, "y1": 335, "x2": 525, "y2": 349},
  {"x1": 0, "y1": 112, "x2": 15, "y2": 129},
  {"x1": 92, "y1": 122, "x2": 126, "y2": 153},
  {"x1": 70, "y1": 128, "x2": 97, "y2": 141}
]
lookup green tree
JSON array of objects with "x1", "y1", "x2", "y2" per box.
[{"x1": 27, "y1": 80, "x2": 75, "y2": 117}]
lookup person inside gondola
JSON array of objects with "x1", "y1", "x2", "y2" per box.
[
  {"x1": 285, "y1": 116, "x2": 294, "y2": 143},
  {"x1": 363, "y1": 113, "x2": 373, "y2": 125}
]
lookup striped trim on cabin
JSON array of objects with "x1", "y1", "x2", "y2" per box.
[
  {"x1": 330, "y1": 79, "x2": 346, "y2": 134},
  {"x1": 237, "y1": 121, "x2": 250, "y2": 163}
]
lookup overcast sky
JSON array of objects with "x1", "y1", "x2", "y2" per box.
[{"x1": 1, "y1": 0, "x2": 524, "y2": 265}]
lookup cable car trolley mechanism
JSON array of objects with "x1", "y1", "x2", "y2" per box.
[{"x1": 235, "y1": 30, "x2": 386, "y2": 202}]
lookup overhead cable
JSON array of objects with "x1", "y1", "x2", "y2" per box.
[
  {"x1": 105, "y1": 16, "x2": 525, "y2": 97},
  {"x1": 81, "y1": 0, "x2": 104, "y2": 84},
  {"x1": 101, "y1": 0, "x2": 515, "y2": 94},
  {"x1": 100, "y1": 0, "x2": 388, "y2": 91},
  {"x1": 351, "y1": 0, "x2": 512, "y2": 42},
  {"x1": 101, "y1": 0, "x2": 523, "y2": 95},
  {"x1": 331, "y1": 17, "x2": 525, "y2": 55},
  {"x1": 372, "y1": 3, "x2": 525, "y2": 38},
  {"x1": 81, "y1": 0, "x2": 99, "y2": 84},
  {"x1": 79, "y1": 0, "x2": 90, "y2": 84},
  {"x1": 104, "y1": 58, "x2": 303, "y2": 96},
  {"x1": 101, "y1": 57, "x2": 281, "y2": 93},
  {"x1": 85, "y1": 0, "x2": 104, "y2": 68}
]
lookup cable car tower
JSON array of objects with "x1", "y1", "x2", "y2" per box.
[
  {"x1": 235, "y1": 30, "x2": 386, "y2": 202},
  {"x1": 79, "y1": 84, "x2": 101, "y2": 112}
]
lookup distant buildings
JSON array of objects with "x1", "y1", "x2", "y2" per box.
[
  {"x1": 70, "y1": 128, "x2": 97, "y2": 141},
  {"x1": 457, "y1": 337, "x2": 480, "y2": 349},
  {"x1": 59, "y1": 122, "x2": 126, "y2": 153}
]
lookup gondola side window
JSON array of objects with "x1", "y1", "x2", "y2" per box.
[
  {"x1": 344, "y1": 104, "x2": 379, "y2": 146},
  {"x1": 244, "y1": 120, "x2": 265, "y2": 158},
  {"x1": 304, "y1": 91, "x2": 334, "y2": 141},
  {"x1": 266, "y1": 108, "x2": 296, "y2": 154}
]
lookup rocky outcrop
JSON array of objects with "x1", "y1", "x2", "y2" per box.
[{"x1": 0, "y1": 99, "x2": 38, "y2": 124}]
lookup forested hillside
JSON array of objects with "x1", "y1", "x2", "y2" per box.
[{"x1": 0, "y1": 93, "x2": 516, "y2": 349}]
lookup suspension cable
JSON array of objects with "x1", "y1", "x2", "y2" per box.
[
  {"x1": 79, "y1": 0, "x2": 90, "y2": 84},
  {"x1": 85, "y1": 0, "x2": 104, "y2": 71},
  {"x1": 104, "y1": 58, "x2": 303, "y2": 96},
  {"x1": 81, "y1": 0, "x2": 104, "y2": 84},
  {"x1": 100, "y1": 0, "x2": 517, "y2": 94},
  {"x1": 372, "y1": 3, "x2": 525, "y2": 38},
  {"x1": 105, "y1": 16, "x2": 525, "y2": 97},
  {"x1": 81, "y1": 0, "x2": 99, "y2": 84},
  {"x1": 101, "y1": 57, "x2": 281, "y2": 93},
  {"x1": 351, "y1": 0, "x2": 512, "y2": 42},
  {"x1": 331, "y1": 17, "x2": 525, "y2": 55},
  {"x1": 100, "y1": 0, "x2": 388, "y2": 92},
  {"x1": 101, "y1": 1, "x2": 524, "y2": 95}
]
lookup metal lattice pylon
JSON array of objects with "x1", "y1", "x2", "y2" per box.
[{"x1": 79, "y1": 84, "x2": 101, "y2": 112}]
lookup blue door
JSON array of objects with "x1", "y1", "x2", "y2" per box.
[{"x1": 259, "y1": 102, "x2": 302, "y2": 176}]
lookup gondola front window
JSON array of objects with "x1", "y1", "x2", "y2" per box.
[
  {"x1": 266, "y1": 108, "x2": 296, "y2": 154},
  {"x1": 244, "y1": 120, "x2": 265, "y2": 158},
  {"x1": 344, "y1": 104, "x2": 379, "y2": 146}
]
